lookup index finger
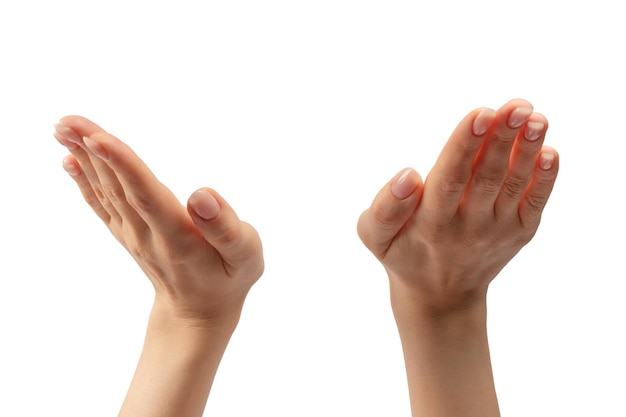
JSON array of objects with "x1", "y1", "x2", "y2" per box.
[{"x1": 58, "y1": 116, "x2": 191, "y2": 237}]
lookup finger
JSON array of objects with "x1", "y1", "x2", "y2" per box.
[
  {"x1": 495, "y1": 112, "x2": 549, "y2": 216},
  {"x1": 58, "y1": 116, "x2": 189, "y2": 237},
  {"x1": 519, "y1": 147, "x2": 559, "y2": 231},
  {"x1": 56, "y1": 123, "x2": 145, "y2": 225},
  {"x1": 61, "y1": 155, "x2": 111, "y2": 223},
  {"x1": 54, "y1": 126, "x2": 122, "y2": 225},
  {"x1": 187, "y1": 188, "x2": 263, "y2": 271},
  {"x1": 80, "y1": 133, "x2": 147, "y2": 227},
  {"x1": 420, "y1": 107, "x2": 495, "y2": 225},
  {"x1": 357, "y1": 168, "x2": 423, "y2": 259},
  {"x1": 53, "y1": 129, "x2": 79, "y2": 151},
  {"x1": 462, "y1": 99, "x2": 534, "y2": 214}
]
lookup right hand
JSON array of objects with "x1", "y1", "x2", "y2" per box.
[{"x1": 54, "y1": 116, "x2": 264, "y2": 327}]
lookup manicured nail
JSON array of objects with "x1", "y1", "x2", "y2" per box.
[
  {"x1": 524, "y1": 121, "x2": 545, "y2": 141},
  {"x1": 472, "y1": 109, "x2": 494, "y2": 136},
  {"x1": 62, "y1": 156, "x2": 81, "y2": 176},
  {"x1": 190, "y1": 190, "x2": 221, "y2": 220},
  {"x1": 508, "y1": 107, "x2": 533, "y2": 129},
  {"x1": 54, "y1": 124, "x2": 83, "y2": 144},
  {"x1": 391, "y1": 168, "x2": 416, "y2": 200},
  {"x1": 53, "y1": 130, "x2": 78, "y2": 150},
  {"x1": 83, "y1": 136, "x2": 110, "y2": 160},
  {"x1": 539, "y1": 152, "x2": 555, "y2": 170}
]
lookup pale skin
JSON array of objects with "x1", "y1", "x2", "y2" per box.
[
  {"x1": 54, "y1": 97, "x2": 558, "y2": 417},
  {"x1": 358, "y1": 98, "x2": 559, "y2": 417},
  {"x1": 53, "y1": 117, "x2": 264, "y2": 417}
]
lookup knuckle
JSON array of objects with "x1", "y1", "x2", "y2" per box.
[
  {"x1": 129, "y1": 244, "x2": 150, "y2": 263},
  {"x1": 213, "y1": 224, "x2": 241, "y2": 249},
  {"x1": 91, "y1": 184, "x2": 114, "y2": 213},
  {"x1": 524, "y1": 191, "x2": 548, "y2": 212},
  {"x1": 500, "y1": 176, "x2": 527, "y2": 200},
  {"x1": 439, "y1": 174, "x2": 468, "y2": 194},
  {"x1": 91, "y1": 184, "x2": 106, "y2": 202},
  {"x1": 518, "y1": 230, "x2": 535, "y2": 245},
  {"x1": 128, "y1": 233, "x2": 173, "y2": 270},
  {"x1": 473, "y1": 171, "x2": 503, "y2": 195},
  {"x1": 371, "y1": 208, "x2": 392, "y2": 228},
  {"x1": 126, "y1": 192, "x2": 155, "y2": 213},
  {"x1": 459, "y1": 136, "x2": 483, "y2": 153},
  {"x1": 490, "y1": 132, "x2": 514, "y2": 145},
  {"x1": 370, "y1": 201, "x2": 399, "y2": 230},
  {"x1": 102, "y1": 183, "x2": 126, "y2": 204}
]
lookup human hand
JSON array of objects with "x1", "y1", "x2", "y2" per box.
[
  {"x1": 357, "y1": 99, "x2": 559, "y2": 315},
  {"x1": 54, "y1": 117, "x2": 264, "y2": 328}
]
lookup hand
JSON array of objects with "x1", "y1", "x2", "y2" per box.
[
  {"x1": 358, "y1": 98, "x2": 559, "y2": 315},
  {"x1": 54, "y1": 117, "x2": 264, "y2": 327}
]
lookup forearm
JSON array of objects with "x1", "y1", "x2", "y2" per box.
[
  {"x1": 118, "y1": 300, "x2": 239, "y2": 417},
  {"x1": 391, "y1": 284, "x2": 500, "y2": 417}
]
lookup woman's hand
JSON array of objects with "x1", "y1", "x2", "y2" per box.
[
  {"x1": 54, "y1": 116, "x2": 264, "y2": 327},
  {"x1": 358, "y1": 98, "x2": 559, "y2": 315}
]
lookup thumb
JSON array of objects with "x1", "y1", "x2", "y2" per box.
[
  {"x1": 187, "y1": 188, "x2": 262, "y2": 269},
  {"x1": 357, "y1": 168, "x2": 423, "y2": 259}
]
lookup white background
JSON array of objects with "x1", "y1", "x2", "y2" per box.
[{"x1": 1, "y1": 1, "x2": 624, "y2": 416}]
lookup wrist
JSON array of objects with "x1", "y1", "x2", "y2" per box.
[
  {"x1": 389, "y1": 285, "x2": 489, "y2": 342},
  {"x1": 388, "y1": 271, "x2": 489, "y2": 322},
  {"x1": 150, "y1": 294, "x2": 244, "y2": 335}
]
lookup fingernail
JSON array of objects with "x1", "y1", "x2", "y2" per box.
[
  {"x1": 83, "y1": 136, "x2": 110, "y2": 160},
  {"x1": 539, "y1": 152, "x2": 555, "y2": 170},
  {"x1": 54, "y1": 124, "x2": 83, "y2": 144},
  {"x1": 391, "y1": 168, "x2": 416, "y2": 200},
  {"x1": 472, "y1": 109, "x2": 494, "y2": 136},
  {"x1": 53, "y1": 130, "x2": 78, "y2": 149},
  {"x1": 190, "y1": 190, "x2": 221, "y2": 220},
  {"x1": 524, "y1": 121, "x2": 545, "y2": 141},
  {"x1": 508, "y1": 107, "x2": 533, "y2": 129},
  {"x1": 62, "y1": 156, "x2": 81, "y2": 176}
]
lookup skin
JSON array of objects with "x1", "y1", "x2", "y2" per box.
[
  {"x1": 54, "y1": 97, "x2": 558, "y2": 416},
  {"x1": 357, "y1": 99, "x2": 559, "y2": 417},
  {"x1": 54, "y1": 117, "x2": 264, "y2": 417}
]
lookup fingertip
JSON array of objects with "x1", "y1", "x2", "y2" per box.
[
  {"x1": 83, "y1": 135, "x2": 110, "y2": 161},
  {"x1": 187, "y1": 189, "x2": 259, "y2": 266},
  {"x1": 62, "y1": 155, "x2": 82, "y2": 177},
  {"x1": 57, "y1": 115, "x2": 86, "y2": 125},
  {"x1": 538, "y1": 146, "x2": 559, "y2": 171},
  {"x1": 528, "y1": 111, "x2": 549, "y2": 126},
  {"x1": 53, "y1": 124, "x2": 83, "y2": 145},
  {"x1": 58, "y1": 115, "x2": 99, "y2": 128},
  {"x1": 53, "y1": 130, "x2": 79, "y2": 150},
  {"x1": 522, "y1": 112, "x2": 549, "y2": 142},
  {"x1": 390, "y1": 168, "x2": 422, "y2": 200},
  {"x1": 57, "y1": 115, "x2": 108, "y2": 139},
  {"x1": 188, "y1": 188, "x2": 222, "y2": 220},
  {"x1": 471, "y1": 107, "x2": 496, "y2": 137},
  {"x1": 523, "y1": 121, "x2": 545, "y2": 142},
  {"x1": 358, "y1": 169, "x2": 423, "y2": 257}
]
